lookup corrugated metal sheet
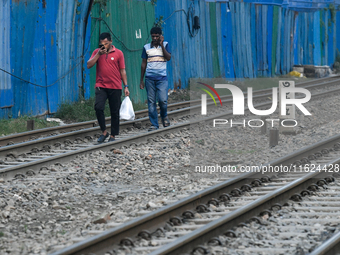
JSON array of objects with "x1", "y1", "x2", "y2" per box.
[
  {"x1": 0, "y1": 0, "x2": 91, "y2": 119},
  {"x1": 0, "y1": 0, "x2": 12, "y2": 115},
  {"x1": 2, "y1": 0, "x2": 340, "y2": 119},
  {"x1": 83, "y1": 16, "x2": 92, "y2": 100},
  {"x1": 89, "y1": 0, "x2": 214, "y2": 93},
  {"x1": 293, "y1": 10, "x2": 338, "y2": 66},
  {"x1": 287, "y1": 0, "x2": 338, "y2": 11},
  {"x1": 337, "y1": 12, "x2": 340, "y2": 60},
  {"x1": 46, "y1": 0, "x2": 91, "y2": 113},
  {"x1": 87, "y1": 0, "x2": 340, "y2": 92},
  {"x1": 154, "y1": 0, "x2": 214, "y2": 89},
  {"x1": 209, "y1": 2, "x2": 221, "y2": 78},
  {"x1": 328, "y1": 10, "x2": 335, "y2": 66},
  {"x1": 205, "y1": 0, "x2": 340, "y2": 11},
  {"x1": 88, "y1": 0, "x2": 155, "y2": 103},
  {"x1": 155, "y1": 1, "x2": 340, "y2": 87},
  {"x1": 10, "y1": 0, "x2": 43, "y2": 117}
]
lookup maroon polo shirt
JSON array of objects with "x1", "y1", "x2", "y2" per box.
[{"x1": 90, "y1": 45, "x2": 125, "y2": 90}]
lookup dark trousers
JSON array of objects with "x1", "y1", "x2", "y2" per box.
[{"x1": 94, "y1": 87, "x2": 122, "y2": 136}]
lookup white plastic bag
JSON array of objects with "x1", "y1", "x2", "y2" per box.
[{"x1": 120, "y1": 96, "x2": 135, "y2": 121}]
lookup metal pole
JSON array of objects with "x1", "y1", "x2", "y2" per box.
[
  {"x1": 27, "y1": 120, "x2": 34, "y2": 131},
  {"x1": 269, "y1": 129, "x2": 279, "y2": 147},
  {"x1": 261, "y1": 116, "x2": 267, "y2": 135}
]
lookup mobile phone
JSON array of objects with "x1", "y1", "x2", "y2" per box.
[{"x1": 99, "y1": 44, "x2": 105, "y2": 50}]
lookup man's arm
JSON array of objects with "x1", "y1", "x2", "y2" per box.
[
  {"x1": 87, "y1": 48, "x2": 106, "y2": 69},
  {"x1": 140, "y1": 58, "x2": 147, "y2": 89},
  {"x1": 120, "y1": 69, "x2": 128, "y2": 86},
  {"x1": 159, "y1": 35, "x2": 171, "y2": 61},
  {"x1": 120, "y1": 69, "x2": 130, "y2": 96}
]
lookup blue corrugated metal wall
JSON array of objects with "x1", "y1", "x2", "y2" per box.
[
  {"x1": 293, "y1": 10, "x2": 338, "y2": 66},
  {"x1": 0, "y1": 0, "x2": 13, "y2": 114},
  {"x1": 154, "y1": 0, "x2": 340, "y2": 89},
  {"x1": 154, "y1": 1, "x2": 214, "y2": 89},
  {"x1": 0, "y1": 0, "x2": 91, "y2": 119},
  {"x1": 1, "y1": 0, "x2": 340, "y2": 119},
  {"x1": 83, "y1": 18, "x2": 92, "y2": 100},
  {"x1": 205, "y1": 0, "x2": 340, "y2": 11}
]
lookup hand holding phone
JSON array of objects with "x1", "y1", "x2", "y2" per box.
[
  {"x1": 159, "y1": 35, "x2": 164, "y2": 46},
  {"x1": 98, "y1": 44, "x2": 106, "y2": 55}
]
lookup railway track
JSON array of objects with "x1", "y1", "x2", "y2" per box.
[
  {"x1": 162, "y1": 171, "x2": 340, "y2": 255},
  {"x1": 0, "y1": 75, "x2": 339, "y2": 148},
  {"x1": 0, "y1": 76, "x2": 339, "y2": 163},
  {"x1": 50, "y1": 125, "x2": 340, "y2": 255},
  {"x1": 1, "y1": 84, "x2": 340, "y2": 180},
  {"x1": 214, "y1": 180, "x2": 340, "y2": 254},
  {"x1": 1, "y1": 76, "x2": 340, "y2": 254}
]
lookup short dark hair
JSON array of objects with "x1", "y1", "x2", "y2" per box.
[
  {"x1": 99, "y1": 32, "x2": 111, "y2": 41},
  {"x1": 150, "y1": 27, "x2": 162, "y2": 35}
]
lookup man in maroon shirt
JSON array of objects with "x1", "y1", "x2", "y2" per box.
[{"x1": 87, "y1": 32, "x2": 129, "y2": 143}]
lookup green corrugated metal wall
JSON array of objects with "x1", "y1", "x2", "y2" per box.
[{"x1": 89, "y1": 0, "x2": 155, "y2": 104}]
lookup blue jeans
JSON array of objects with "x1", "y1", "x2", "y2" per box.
[{"x1": 145, "y1": 79, "x2": 168, "y2": 128}]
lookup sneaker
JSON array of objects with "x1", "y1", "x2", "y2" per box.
[
  {"x1": 162, "y1": 116, "x2": 170, "y2": 127},
  {"x1": 97, "y1": 132, "x2": 109, "y2": 143},
  {"x1": 108, "y1": 137, "x2": 115, "y2": 142},
  {"x1": 148, "y1": 126, "x2": 159, "y2": 132}
]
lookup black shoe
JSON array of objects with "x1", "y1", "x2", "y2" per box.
[
  {"x1": 162, "y1": 116, "x2": 170, "y2": 127},
  {"x1": 97, "y1": 133, "x2": 109, "y2": 143},
  {"x1": 108, "y1": 137, "x2": 115, "y2": 142},
  {"x1": 148, "y1": 126, "x2": 159, "y2": 132}
]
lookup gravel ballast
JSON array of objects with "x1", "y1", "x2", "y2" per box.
[{"x1": 0, "y1": 90, "x2": 339, "y2": 254}]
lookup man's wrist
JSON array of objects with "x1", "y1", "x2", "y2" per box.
[{"x1": 124, "y1": 85, "x2": 128, "y2": 88}]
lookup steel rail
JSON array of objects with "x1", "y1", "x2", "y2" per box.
[
  {"x1": 0, "y1": 87, "x2": 294, "y2": 158},
  {"x1": 149, "y1": 158, "x2": 340, "y2": 255},
  {"x1": 0, "y1": 121, "x2": 188, "y2": 179},
  {"x1": 0, "y1": 107, "x2": 189, "y2": 159},
  {"x1": 309, "y1": 231, "x2": 340, "y2": 255},
  {"x1": 47, "y1": 83, "x2": 340, "y2": 255},
  {"x1": 1, "y1": 86, "x2": 340, "y2": 179},
  {"x1": 1, "y1": 84, "x2": 340, "y2": 160},
  {"x1": 50, "y1": 130, "x2": 340, "y2": 255},
  {"x1": 1, "y1": 76, "x2": 339, "y2": 147},
  {"x1": 0, "y1": 101, "x2": 188, "y2": 147}
]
